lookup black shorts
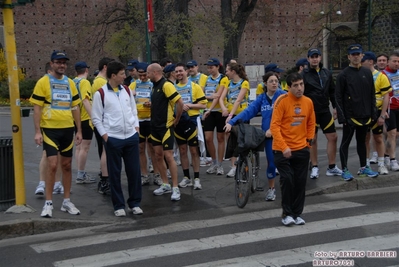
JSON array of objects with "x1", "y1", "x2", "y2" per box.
[
  {"x1": 203, "y1": 111, "x2": 226, "y2": 133},
  {"x1": 42, "y1": 127, "x2": 75, "y2": 157},
  {"x1": 175, "y1": 119, "x2": 198, "y2": 146},
  {"x1": 386, "y1": 109, "x2": 399, "y2": 131},
  {"x1": 315, "y1": 112, "x2": 336, "y2": 134},
  {"x1": 75, "y1": 120, "x2": 93, "y2": 140},
  {"x1": 150, "y1": 127, "x2": 175, "y2": 150},
  {"x1": 369, "y1": 110, "x2": 383, "y2": 135},
  {"x1": 139, "y1": 121, "x2": 151, "y2": 143}
]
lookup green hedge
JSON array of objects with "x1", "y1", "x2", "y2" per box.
[{"x1": 0, "y1": 79, "x2": 37, "y2": 99}]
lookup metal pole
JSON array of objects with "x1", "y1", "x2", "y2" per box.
[
  {"x1": 2, "y1": 0, "x2": 33, "y2": 212},
  {"x1": 144, "y1": 0, "x2": 151, "y2": 63},
  {"x1": 368, "y1": 0, "x2": 372, "y2": 51}
]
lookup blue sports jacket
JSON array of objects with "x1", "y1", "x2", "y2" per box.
[{"x1": 229, "y1": 89, "x2": 287, "y2": 131}]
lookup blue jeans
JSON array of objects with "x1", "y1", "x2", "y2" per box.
[{"x1": 104, "y1": 133, "x2": 142, "y2": 210}]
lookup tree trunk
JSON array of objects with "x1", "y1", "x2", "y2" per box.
[{"x1": 221, "y1": 0, "x2": 258, "y2": 64}]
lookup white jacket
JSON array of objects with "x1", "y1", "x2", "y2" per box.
[{"x1": 92, "y1": 83, "x2": 139, "y2": 140}]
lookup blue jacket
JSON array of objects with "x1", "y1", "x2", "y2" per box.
[{"x1": 229, "y1": 89, "x2": 286, "y2": 131}]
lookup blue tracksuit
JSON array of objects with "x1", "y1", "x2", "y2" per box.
[{"x1": 229, "y1": 89, "x2": 287, "y2": 179}]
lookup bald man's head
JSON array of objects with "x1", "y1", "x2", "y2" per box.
[{"x1": 147, "y1": 63, "x2": 163, "y2": 82}]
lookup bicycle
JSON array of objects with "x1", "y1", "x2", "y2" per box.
[{"x1": 235, "y1": 145, "x2": 262, "y2": 208}]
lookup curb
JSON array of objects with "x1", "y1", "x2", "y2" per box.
[{"x1": 306, "y1": 173, "x2": 399, "y2": 196}]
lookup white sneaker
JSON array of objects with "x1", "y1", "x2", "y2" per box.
[
  {"x1": 35, "y1": 183, "x2": 45, "y2": 195},
  {"x1": 193, "y1": 178, "x2": 202, "y2": 190},
  {"x1": 369, "y1": 152, "x2": 378, "y2": 164},
  {"x1": 295, "y1": 217, "x2": 306, "y2": 225},
  {"x1": 275, "y1": 168, "x2": 279, "y2": 175},
  {"x1": 200, "y1": 157, "x2": 211, "y2": 167},
  {"x1": 132, "y1": 207, "x2": 143, "y2": 215},
  {"x1": 216, "y1": 166, "x2": 224, "y2": 175},
  {"x1": 40, "y1": 203, "x2": 53, "y2": 218},
  {"x1": 166, "y1": 169, "x2": 171, "y2": 178},
  {"x1": 282, "y1": 216, "x2": 295, "y2": 226},
  {"x1": 171, "y1": 187, "x2": 181, "y2": 201},
  {"x1": 141, "y1": 175, "x2": 150, "y2": 185},
  {"x1": 390, "y1": 160, "x2": 399, "y2": 171},
  {"x1": 310, "y1": 166, "x2": 319, "y2": 179},
  {"x1": 153, "y1": 173, "x2": 163, "y2": 186},
  {"x1": 114, "y1": 209, "x2": 126, "y2": 217},
  {"x1": 206, "y1": 164, "x2": 218, "y2": 174},
  {"x1": 52, "y1": 182, "x2": 64, "y2": 195},
  {"x1": 178, "y1": 177, "x2": 193, "y2": 188},
  {"x1": 153, "y1": 184, "x2": 172, "y2": 195},
  {"x1": 384, "y1": 157, "x2": 390, "y2": 167},
  {"x1": 265, "y1": 188, "x2": 276, "y2": 201},
  {"x1": 148, "y1": 164, "x2": 154, "y2": 173},
  {"x1": 61, "y1": 201, "x2": 80, "y2": 215},
  {"x1": 226, "y1": 167, "x2": 236, "y2": 178},
  {"x1": 326, "y1": 165, "x2": 342, "y2": 176},
  {"x1": 378, "y1": 164, "x2": 389, "y2": 175},
  {"x1": 76, "y1": 172, "x2": 96, "y2": 184}
]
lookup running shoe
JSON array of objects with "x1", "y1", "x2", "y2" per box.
[
  {"x1": 206, "y1": 164, "x2": 218, "y2": 174},
  {"x1": 357, "y1": 166, "x2": 379, "y2": 178},
  {"x1": 378, "y1": 164, "x2": 389, "y2": 175},
  {"x1": 341, "y1": 168, "x2": 354, "y2": 181},
  {"x1": 61, "y1": 201, "x2": 80, "y2": 215},
  {"x1": 52, "y1": 182, "x2": 64, "y2": 195},
  {"x1": 282, "y1": 216, "x2": 295, "y2": 226},
  {"x1": 193, "y1": 178, "x2": 202, "y2": 190},
  {"x1": 226, "y1": 167, "x2": 236, "y2": 178},
  {"x1": 171, "y1": 187, "x2": 181, "y2": 201},
  {"x1": 265, "y1": 188, "x2": 276, "y2": 201},
  {"x1": 390, "y1": 160, "x2": 399, "y2": 171},
  {"x1": 35, "y1": 182, "x2": 45, "y2": 195},
  {"x1": 178, "y1": 177, "x2": 193, "y2": 188},
  {"x1": 295, "y1": 217, "x2": 306, "y2": 225},
  {"x1": 310, "y1": 166, "x2": 319, "y2": 179},
  {"x1": 326, "y1": 165, "x2": 342, "y2": 176},
  {"x1": 40, "y1": 203, "x2": 53, "y2": 218},
  {"x1": 153, "y1": 183, "x2": 172, "y2": 195},
  {"x1": 132, "y1": 207, "x2": 143, "y2": 215}
]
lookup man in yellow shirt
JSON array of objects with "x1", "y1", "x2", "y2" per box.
[{"x1": 30, "y1": 51, "x2": 82, "y2": 218}]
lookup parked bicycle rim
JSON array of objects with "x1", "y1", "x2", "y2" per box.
[{"x1": 235, "y1": 156, "x2": 252, "y2": 208}]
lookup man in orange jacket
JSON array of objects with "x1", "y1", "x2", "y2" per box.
[{"x1": 270, "y1": 72, "x2": 316, "y2": 226}]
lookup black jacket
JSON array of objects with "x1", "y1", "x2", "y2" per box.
[
  {"x1": 335, "y1": 66, "x2": 377, "y2": 125},
  {"x1": 301, "y1": 63, "x2": 336, "y2": 114},
  {"x1": 225, "y1": 123, "x2": 265, "y2": 158}
]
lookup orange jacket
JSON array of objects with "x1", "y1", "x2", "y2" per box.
[{"x1": 270, "y1": 92, "x2": 316, "y2": 152}]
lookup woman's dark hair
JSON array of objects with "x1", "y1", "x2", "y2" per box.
[
  {"x1": 262, "y1": 71, "x2": 279, "y2": 93},
  {"x1": 227, "y1": 63, "x2": 248, "y2": 81}
]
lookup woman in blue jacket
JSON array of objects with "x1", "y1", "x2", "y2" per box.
[{"x1": 224, "y1": 72, "x2": 286, "y2": 201}]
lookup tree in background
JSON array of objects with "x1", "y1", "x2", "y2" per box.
[{"x1": 221, "y1": 0, "x2": 258, "y2": 63}]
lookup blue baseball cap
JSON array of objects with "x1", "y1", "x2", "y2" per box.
[
  {"x1": 186, "y1": 60, "x2": 198, "y2": 67},
  {"x1": 265, "y1": 63, "x2": 284, "y2": 73},
  {"x1": 163, "y1": 64, "x2": 176, "y2": 73},
  {"x1": 307, "y1": 48, "x2": 321, "y2": 57},
  {"x1": 361, "y1": 51, "x2": 376, "y2": 62},
  {"x1": 74, "y1": 61, "x2": 89, "y2": 70},
  {"x1": 296, "y1": 58, "x2": 308, "y2": 67},
  {"x1": 205, "y1": 58, "x2": 220, "y2": 66},
  {"x1": 135, "y1": 62, "x2": 149, "y2": 72},
  {"x1": 347, "y1": 44, "x2": 363, "y2": 55},
  {"x1": 51, "y1": 51, "x2": 69, "y2": 61},
  {"x1": 126, "y1": 59, "x2": 139, "y2": 70}
]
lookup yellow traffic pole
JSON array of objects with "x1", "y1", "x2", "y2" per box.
[{"x1": 2, "y1": 0, "x2": 34, "y2": 213}]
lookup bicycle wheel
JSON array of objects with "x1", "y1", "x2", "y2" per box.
[
  {"x1": 250, "y1": 151, "x2": 259, "y2": 193},
  {"x1": 235, "y1": 156, "x2": 252, "y2": 208}
]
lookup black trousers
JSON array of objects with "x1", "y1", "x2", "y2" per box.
[{"x1": 274, "y1": 147, "x2": 310, "y2": 218}]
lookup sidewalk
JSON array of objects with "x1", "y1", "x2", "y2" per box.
[{"x1": 0, "y1": 107, "x2": 398, "y2": 239}]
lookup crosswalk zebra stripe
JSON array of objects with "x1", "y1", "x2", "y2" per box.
[
  {"x1": 186, "y1": 234, "x2": 399, "y2": 267},
  {"x1": 52, "y1": 211, "x2": 399, "y2": 267},
  {"x1": 31, "y1": 200, "x2": 364, "y2": 253}
]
